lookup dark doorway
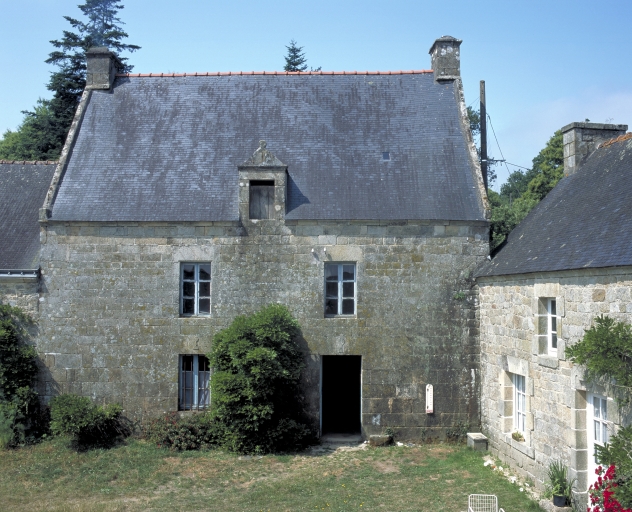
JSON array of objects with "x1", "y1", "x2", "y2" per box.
[{"x1": 321, "y1": 355, "x2": 362, "y2": 434}]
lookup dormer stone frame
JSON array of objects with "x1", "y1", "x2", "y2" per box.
[{"x1": 238, "y1": 141, "x2": 287, "y2": 222}]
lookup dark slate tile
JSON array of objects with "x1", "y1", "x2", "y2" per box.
[
  {"x1": 51, "y1": 74, "x2": 485, "y2": 222},
  {"x1": 0, "y1": 162, "x2": 57, "y2": 269},
  {"x1": 477, "y1": 138, "x2": 632, "y2": 277}
]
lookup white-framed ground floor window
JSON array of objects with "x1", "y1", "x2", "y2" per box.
[
  {"x1": 588, "y1": 393, "x2": 610, "y2": 482},
  {"x1": 513, "y1": 373, "x2": 527, "y2": 433},
  {"x1": 179, "y1": 354, "x2": 210, "y2": 410}
]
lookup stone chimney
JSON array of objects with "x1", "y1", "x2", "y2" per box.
[
  {"x1": 561, "y1": 122, "x2": 628, "y2": 176},
  {"x1": 86, "y1": 47, "x2": 122, "y2": 90},
  {"x1": 429, "y1": 36, "x2": 462, "y2": 81}
]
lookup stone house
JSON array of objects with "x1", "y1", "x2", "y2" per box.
[
  {"x1": 476, "y1": 123, "x2": 632, "y2": 498},
  {"x1": 0, "y1": 37, "x2": 491, "y2": 438}
]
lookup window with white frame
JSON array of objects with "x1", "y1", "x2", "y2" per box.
[
  {"x1": 513, "y1": 373, "x2": 527, "y2": 433},
  {"x1": 537, "y1": 297, "x2": 559, "y2": 356},
  {"x1": 588, "y1": 393, "x2": 610, "y2": 477},
  {"x1": 179, "y1": 355, "x2": 210, "y2": 410},
  {"x1": 180, "y1": 263, "x2": 211, "y2": 316},
  {"x1": 324, "y1": 263, "x2": 356, "y2": 316}
]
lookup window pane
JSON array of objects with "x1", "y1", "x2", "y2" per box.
[
  {"x1": 595, "y1": 420, "x2": 601, "y2": 443},
  {"x1": 325, "y1": 299, "x2": 338, "y2": 315},
  {"x1": 551, "y1": 333, "x2": 557, "y2": 349},
  {"x1": 602, "y1": 399, "x2": 607, "y2": 421},
  {"x1": 342, "y1": 265, "x2": 355, "y2": 280},
  {"x1": 551, "y1": 316, "x2": 557, "y2": 332},
  {"x1": 342, "y1": 282, "x2": 354, "y2": 298},
  {"x1": 182, "y1": 264, "x2": 195, "y2": 280},
  {"x1": 198, "y1": 388, "x2": 210, "y2": 407},
  {"x1": 550, "y1": 299, "x2": 556, "y2": 316},
  {"x1": 199, "y1": 282, "x2": 211, "y2": 297},
  {"x1": 325, "y1": 265, "x2": 338, "y2": 281},
  {"x1": 199, "y1": 356, "x2": 210, "y2": 372},
  {"x1": 326, "y1": 282, "x2": 338, "y2": 298},
  {"x1": 183, "y1": 282, "x2": 195, "y2": 297},
  {"x1": 198, "y1": 299, "x2": 210, "y2": 314},
  {"x1": 199, "y1": 265, "x2": 211, "y2": 281},
  {"x1": 594, "y1": 397, "x2": 601, "y2": 419},
  {"x1": 342, "y1": 299, "x2": 355, "y2": 315},
  {"x1": 182, "y1": 355, "x2": 193, "y2": 371},
  {"x1": 183, "y1": 299, "x2": 195, "y2": 315}
]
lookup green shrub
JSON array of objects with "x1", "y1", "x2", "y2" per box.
[
  {"x1": 209, "y1": 304, "x2": 315, "y2": 454},
  {"x1": 50, "y1": 394, "x2": 130, "y2": 447},
  {"x1": 0, "y1": 304, "x2": 40, "y2": 447},
  {"x1": 143, "y1": 412, "x2": 218, "y2": 451}
]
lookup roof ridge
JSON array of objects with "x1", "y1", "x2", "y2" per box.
[
  {"x1": 598, "y1": 132, "x2": 632, "y2": 149},
  {"x1": 0, "y1": 160, "x2": 58, "y2": 165},
  {"x1": 116, "y1": 70, "x2": 433, "y2": 78}
]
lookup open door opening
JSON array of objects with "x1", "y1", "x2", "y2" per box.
[{"x1": 321, "y1": 355, "x2": 362, "y2": 434}]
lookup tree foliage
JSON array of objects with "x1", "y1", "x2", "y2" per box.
[
  {"x1": 0, "y1": 1, "x2": 139, "y2": 161},
  {"x1": 209, "y1": 304, "x2": 314, "y2": 454},
  {"x1": 565, "y1": 315, "x2": 632, "y2": 394},
  {"x1": 489, "y1": 130, "x2": 564, "y2": 250},
  {"x1": 283, "y1": 40, "x2": 308, "y2": 72},
  {"x1": 0, "y1": 305, "x2": 39, "y2": 447}
]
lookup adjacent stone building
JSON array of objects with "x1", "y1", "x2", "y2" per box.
[
  {"x1": 8, "y1": 36, "x2": 491, "y2": 438},
  {"x1": 476, "y1": 124, "x2": 632, "y2": 498},
  {"x1": 0, "y1": 160, "x2": 57, "y2": 315}
]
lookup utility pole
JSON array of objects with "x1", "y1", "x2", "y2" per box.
[{"x1": 480, "y1": 80, "x2": 488, "y2": 192}]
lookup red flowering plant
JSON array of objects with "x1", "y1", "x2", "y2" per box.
[{"x1": 588, "y1": 465, "x2": 632, "y2": 512}]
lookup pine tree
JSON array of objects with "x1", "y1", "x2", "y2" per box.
[
  {"x1": 0, "y1": 1, "x2": 139, "y2": 161},
  {"x1": 283, "y1": 40, "x2": 308, "y2": 72}
]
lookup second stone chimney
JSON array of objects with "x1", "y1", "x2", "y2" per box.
[
  {"x1": 429, "y1": 36, "x2": 462, "y2": 81},
  {"x1": 561, "y1": 122, "x2": 628, "y2": 176},
  {"x1": 86, "y1": 47, "x2": 122, "y2": 90}
]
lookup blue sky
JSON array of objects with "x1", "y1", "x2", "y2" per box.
[{"x1": 1, "y1": 0, "x2": 631, "y2": 190}]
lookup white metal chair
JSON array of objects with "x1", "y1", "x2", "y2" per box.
[{"x1": 468, "y1": 494, "x2": 505, "y2": 512}]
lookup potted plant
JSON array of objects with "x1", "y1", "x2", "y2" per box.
[
  {"x1": 547, "y1": 460, "x2": 576, "y2": 507},
  {"x1": 512, "y1": 431, "x2": 525, "y2": 442}
]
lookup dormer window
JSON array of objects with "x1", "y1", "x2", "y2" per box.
[
  {"x1": 249, "y1": 180, "x2": 275, "y2": 219},
  {"x1": 238, "y1": 140, "x2": 287, "y2": 222}
]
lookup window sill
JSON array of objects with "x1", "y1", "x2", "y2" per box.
[
  {"x1": 538, "y1": 355, "x2": 559, "y2": 369},
  {"x1": 179, "y1": 315, "x2": 212, "y2": 319},
  {"x1": 504, "y1": 433, "x2": 535, "y2": 458},
  {"x1": 324, "y1": 315, "x2": 357, "y2": 319}
]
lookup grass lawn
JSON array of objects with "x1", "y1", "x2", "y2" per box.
[{"x1": 0, "y1": 438, "x2": 543, "y2": 511}]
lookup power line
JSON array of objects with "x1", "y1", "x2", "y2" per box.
[
  {"x1": 486, "y1": 113, "x2": 511, "y2": 178},
  {"x1": 503, "y1": 161, "x2": 531, "y2": 171},
  {"x1": 468, "y1": 96, "x2": 480, "y2": 108}
]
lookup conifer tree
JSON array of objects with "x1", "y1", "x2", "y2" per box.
[
  {"x1": 283, "y1": 40, "x2": 308, "y2": 72},
  {"x1": 0, "y1": 1, "x2": 139, "y2": 161}
]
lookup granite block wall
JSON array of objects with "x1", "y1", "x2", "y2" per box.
[{"x1": 36, "y1": 218, "x2": 488, "y2": 439}]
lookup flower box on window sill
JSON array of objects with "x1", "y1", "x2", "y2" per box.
[{"x1": 512, "y1": 431, "x2": 525, "y2": 442}]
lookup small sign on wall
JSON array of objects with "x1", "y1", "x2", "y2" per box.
[{"x1": 426, "y1": 384, "x2": 434, "y2": 414}]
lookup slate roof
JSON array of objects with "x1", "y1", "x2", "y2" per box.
[
  {"x1": 51, "y1": 71, "x2": 485, "y2": 222},
  {"x1": 477, "y1": 136, "x2": 632, "y2": 278},
  {"x1": 0, "y1": 161, "x2": 57, "y2": 269}
]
